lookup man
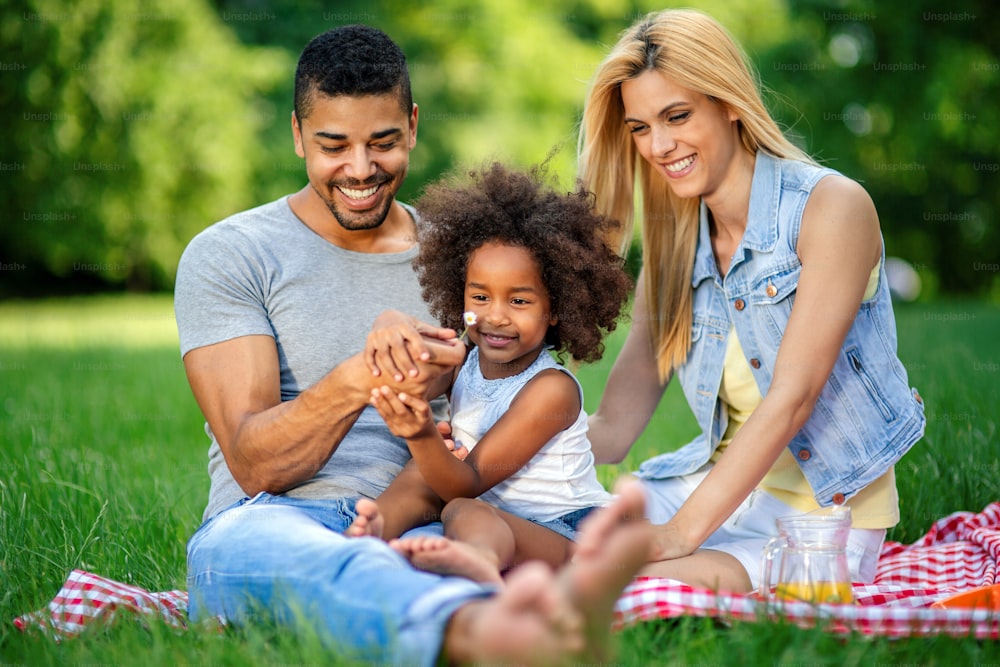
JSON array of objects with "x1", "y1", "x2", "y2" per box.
[{"x1": 174, "y1": 24, "x2": 649, "y2": 666}]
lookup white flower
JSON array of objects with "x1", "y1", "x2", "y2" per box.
[{"x1": 459, "y1": 311, "x2": 477, "y2": 343}]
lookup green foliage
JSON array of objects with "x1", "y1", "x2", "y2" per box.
[
  {"x1": 215, "y1": 0, "x2": 803, "y2": 207},
  {"x1": 760, "y1": 0, "x2": 999, "y2": 298},
  {"x1": 1, "y1": 0, "x2": 290, "y2": 292},
  {"x1": 1, "y1": 0, "x2": 997, "y2": 297}
]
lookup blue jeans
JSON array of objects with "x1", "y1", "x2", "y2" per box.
[{"x1": 186, "y1": 493, "x2": 491, "y2": 666}]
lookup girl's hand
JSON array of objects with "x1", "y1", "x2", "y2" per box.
[
  {"x1": 370, "y1": 385, "x2": 435, "y2": 439},
  {"x1": 437, "y1": 421, "x2": 469, "y2": 460}
]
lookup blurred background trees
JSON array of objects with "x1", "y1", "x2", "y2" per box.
[
  {"x1": 3, "y1": 0, "x2": 289, "y2": 292},
  {"x1": 1, "y1": 0, "x2": 996, "y2": 299}
]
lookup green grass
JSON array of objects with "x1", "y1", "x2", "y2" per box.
[{"x1": 1, "y1": 295, "x2": 999, "y2": 665}]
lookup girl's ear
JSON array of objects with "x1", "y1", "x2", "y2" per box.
[{"x1": 549, "y1": 312, "x2": 558, "y2": 326}]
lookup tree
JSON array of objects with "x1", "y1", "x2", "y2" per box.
[
  {"x1": 760, "y1": 0, "x2": 999, "y2": 298},
  {"x1": 1, "y1": 0, "x2": 289, "y2": 293},
  {"x1": 3, "y1": 0, "x2": 996, "y2": 297}
]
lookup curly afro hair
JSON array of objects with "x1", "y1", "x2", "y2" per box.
[{"x1": 414, "y1": 162, "x2": 632, "y2": 364}]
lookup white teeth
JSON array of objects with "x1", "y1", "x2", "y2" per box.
[
  {"x1": 665, "y1": 155, "x2": 695, "y2": 172},
  {"x1": 339, "y1": 185, "x2": 379, "y2": 199}
]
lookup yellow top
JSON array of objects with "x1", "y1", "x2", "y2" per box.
[{"x1": 709, "y1": 264, "x2": 898, "y2": 529}]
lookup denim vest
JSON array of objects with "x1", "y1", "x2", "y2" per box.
[{"x1": 636, "y1": 151, "x2": 925, "y2": 507}]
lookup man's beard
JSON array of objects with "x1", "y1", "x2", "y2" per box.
[
  {"x1": 320, "y1": 172, "x2": 397, "y2": 231},
  {"x1": 324, "y1": 190, "x2": 394, "y2": 231}
]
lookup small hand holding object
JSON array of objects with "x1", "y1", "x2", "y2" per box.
[{"x1": 458, "y1": 311, "x2": 477, "y2": 344}]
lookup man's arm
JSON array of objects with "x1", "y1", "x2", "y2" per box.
[
  {"x1": 183, "y1": 334, "x2": 372, "y2": 495},
  {"x1": 183, "y1": 325, "x2": 465, "y2": 497}
]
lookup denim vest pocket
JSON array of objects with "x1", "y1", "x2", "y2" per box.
[
  {"x1": 844, "y1": 346, "x2": 897, "y2": 422},
  {"x1": 679, "y1": 315, "x2": 726, "y2": 435},
  {"x1": 690, "y1": 318, "x2": 706, "y2": 344},
  {"x1": 677, "y1": 318, "x2": 705, "y2": 393},
  {"x1": 749, "y1": 261, "x2": 801, "y2": 341},
  {"x1": 749, "y1": 261, "x2": 801, "y2": 306}
]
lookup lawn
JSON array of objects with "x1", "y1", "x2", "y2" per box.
[{"x1": 1, "y1": 294, "x2": 998, "y2": 665}]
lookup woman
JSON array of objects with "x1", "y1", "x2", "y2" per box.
[{"x1": 578, "y1": 8, "x2": 925, "y2": 593}]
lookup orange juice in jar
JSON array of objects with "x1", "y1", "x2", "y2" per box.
[
  {"x1": 760, "y1": 507, "x2": 854, "y2": 605},
  {"x1": 773, "y1": 580, "x2": 854, "y2": 604}
]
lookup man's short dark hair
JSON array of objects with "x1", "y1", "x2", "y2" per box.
[{"x1": 294, "y1": 24, "x2": 412, "y2": 120}]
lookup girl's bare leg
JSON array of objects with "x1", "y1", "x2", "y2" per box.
[
  {"x1": 391, "y1": 497, "x2": 574, "y2": 583},
  {"x1": 345, "y1": 461, "x2": 443, "y2": 539}
]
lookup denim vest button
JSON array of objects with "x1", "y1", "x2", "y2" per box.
[
  {"x1": 832, "y1": 492, "x2": 846, "y2": 505},
  {"x1": 797, "y1": 448, "x2": 811, "y2": 461},
  {"x1": 765, "y1": 282, "x2": 778, "y2": 297},
  {"x1": 734, "y1": 298, "x2": 745, "y2": 311},
  {"x1": 750, "y1": 358, "x2": 761, "y2": 369}
]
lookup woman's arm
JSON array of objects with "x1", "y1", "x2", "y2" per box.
[
  {"x1": 588, "y1": 275, "x2": 670, "y2": 464},
  {"x1": 651, "y1": 175, "x2": 883, "y2": 559}
]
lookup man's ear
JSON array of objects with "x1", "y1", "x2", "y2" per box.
[
  {"x1": 292, "y1": 110, "x2": 305, "y2": 158},
  {"x1": 408, "y1": 103, "x2": 419, "y2": 149}
]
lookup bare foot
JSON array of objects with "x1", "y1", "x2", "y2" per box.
[
  {"x1": 391, "y1": 536, "x2": 503, "y2": 585},
  {"x1": 344, "y1": 498, "x2": 385, "y2": 538},
  {"x1": 441, "y1": 481, "x2": 650, "y2": 665},
  {"x1": 561, "y1": 480, "x2": 651, "y2": 660},
  {"x1": 443, "y1": 562, "x2": 583, "y2": 666}
]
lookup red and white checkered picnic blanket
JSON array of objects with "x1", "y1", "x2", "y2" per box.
[
  {"x1": 616, "y1": 501, "x2": 1000, "y2": 638},
  {"x1": 13, "y1": 571, "x2": 188, "y2": 639},
  {"x1": 14, "y1": 502, "x2": 1000, "y2": 640}
]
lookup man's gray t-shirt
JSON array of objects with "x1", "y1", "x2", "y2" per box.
[{"x1": 174, "y1": 196, "x2": 441, "y2": 521}]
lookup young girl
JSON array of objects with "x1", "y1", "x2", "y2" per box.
[{"x1": 348, "y1": 162, "x2": 632, "y2": 583}]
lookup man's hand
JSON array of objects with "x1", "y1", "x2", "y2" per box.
[{"x1": 366, "y1": 310, "x2": 459, "y2": 382}]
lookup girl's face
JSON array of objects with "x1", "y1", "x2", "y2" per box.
[
  {"x1": 621, "y1": 69, "x2": 741, "y2": 201},
  {"x1": 464, "y1": 242, "x2": 557, "y2": 380}
]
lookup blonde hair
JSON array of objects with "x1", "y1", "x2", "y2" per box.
[{"x1": 578, "y1": 8, "x2": 814, "y2": 381}]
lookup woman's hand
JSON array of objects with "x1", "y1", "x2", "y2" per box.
[{"x1": 647, "y1": 522, "x2": 695, "y2": 562}]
